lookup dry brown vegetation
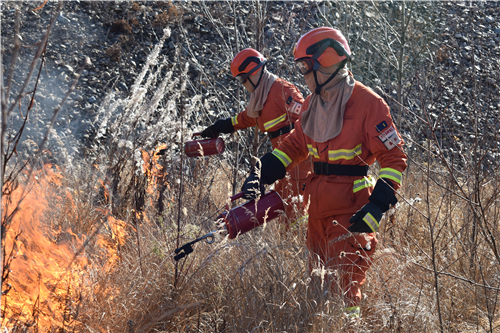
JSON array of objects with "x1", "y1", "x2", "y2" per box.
[{"x1": 4, "y1": 145, "x2": 500, "y2": 332}]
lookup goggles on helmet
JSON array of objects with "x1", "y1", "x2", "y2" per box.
[
  {"x1": 295, "y1": 38, "x2": 351, "y2": 75},
  {"x1": 295, "y1": 58, "x2": 315, "y2": 75},
  {"x1": 234, "y1": 57, "x2": 267, "y2": 84},
  {"x1": 235, "y1": 74, "x2": 248, "y2": 84}
]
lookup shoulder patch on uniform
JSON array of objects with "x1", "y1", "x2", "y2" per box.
[
  {"x1": 378, "y1": 125, "x2": 401, "y2": 150},
  {"x1": 286, "y1": 96, "x2": 293, "y2": 105},
  {"x1": 289, "y1": 100, "x2": 302, "y2": 115},
  {"x1": 376, "y1": 121, "x2": 388, "y2": 132}
]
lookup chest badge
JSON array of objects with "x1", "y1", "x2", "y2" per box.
[
  {"x1": 376, "y1": 122, "x2": 401, "y2": 150},
  {"x1": 289, "y1": 100, "x2": 302, "y2": 115},
  {"x1": 376, "y1": 121, "x2": 388, "y2": 132}
]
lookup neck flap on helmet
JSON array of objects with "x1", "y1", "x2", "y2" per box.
[{"x1": 312, "y1": 59, "x2": 347, "y2": 94}]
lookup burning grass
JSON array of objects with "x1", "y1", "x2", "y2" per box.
[
  {"x1": 3, "y1": 152, "x2": 499, "y2": 332},
  {"x1": 2, "y1": 165, "x2": 86, "y2": 330}
]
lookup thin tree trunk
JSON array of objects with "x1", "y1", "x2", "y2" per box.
[
  {"x1": 250, "y1": 0, "x2": 268, "y2": 169},
  {"x1": 174, "y1": 102, "x2": 185, "y2": 286},
  {"x1": 232, "y1": 2, "x2": 240, "y2": 195},
  {"x1": 1, "y1": 1, "x2": 63, "y2": 316},
  {"x1": 132, "y1": 132, "x2": 143, "y2": 276},
  {"x1": 0, "y1": 13, "x2": 5, "y2": 319},
  {"x1": 397, "y1": 0, "x2": 405, "y2": 129},
  {"x1": 427, "y1": 139, "x2": 444, "y2": 333}
]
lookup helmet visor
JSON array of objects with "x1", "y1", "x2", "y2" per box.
[
  {"x1": 295, "y1": 58, "x2": 314, "y2": 75},
  {"x1": 234, "y1": 58, "x2": 267, "y2": 84},
  {"x1": 235, "y1": 74, "x2": 248, "y2": 84}
]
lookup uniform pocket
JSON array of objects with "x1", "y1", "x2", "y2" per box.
[{"x1": 305, "y1": 175, "x2": 357, "y2": 218}]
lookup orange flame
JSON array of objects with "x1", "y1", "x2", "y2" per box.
[
  {"x1": 141, "y1": 143, "x2": 171, "y2": 208},
  {"x1": 141, "y1": 143, "x2": 168, "y2": 181},
  {"x1": 2, "y1": 165, "x2": 86, "y2": 330},
  {"x1": 1, "y1": 164, "x2": 130, "y2": 330},
  {"x1": 94, "y1": 210, "x2": 132, "y2": 270}
]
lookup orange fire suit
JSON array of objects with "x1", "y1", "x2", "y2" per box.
[
  {"x1": 232, "y1": 78, "x2": 312, "y2": 222},
  {"x1": 270, "y1": 81, "x2": 407, "y2": 306}
]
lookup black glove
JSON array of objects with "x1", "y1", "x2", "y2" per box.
[
  {"x1": 200, "y1": 125, "x2": 219, "y2": 138},
  {"x1": 348, "y1": 201, "x2": 384, "y2": 233},
  {"x1": 201, "y1": 118, "x2": 235, "y2": 138},
  {"x1": 242, "y1": 172, "x2": 266, "y2": 200},
  {"x1": 241, "y1": 152, "x2": 288, "y2": 200},
  {"x1": 348, "y1": 179, "x2": 397, "y2": 233}
]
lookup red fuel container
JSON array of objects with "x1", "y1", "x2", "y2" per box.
[
  {"x1": 184, "y1": 133, "x2": 225, "y2": 157},
  {"x1": 221, "y1": 191, "x2": 285, "y2": 239}
]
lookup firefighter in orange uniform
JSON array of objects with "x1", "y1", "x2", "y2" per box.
[
  {"x1": 201, "y1": 48, "x2": 312, "y2": 222},
  {"x1": 242, "y1": 28, "x2": 407, "y2": 318}
]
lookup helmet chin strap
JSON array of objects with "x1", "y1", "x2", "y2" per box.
[
  {"x1": 249, "y1": 65, "x2": 266, "y2": 89},
  {"x1": 313, "y1": 59, "x2": 347, "y2": 95}
]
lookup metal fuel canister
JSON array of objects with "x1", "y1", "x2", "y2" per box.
[{"x1": 184, "y1": 133, "x2": 225, "y2": 157}]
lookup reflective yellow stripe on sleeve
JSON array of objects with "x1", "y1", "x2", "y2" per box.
[
  {"x1": 379, "y1": 168, "x2": 402, "y2": 185},
  {"x1": 353, "y1": 176, "x2": 376, "y2": 193},
  {"x1": 363, "y1": 212, "x2": 379, "y2": 233},
  {"x1": 328, "y1": 144, "x2": 362, "y2": 161},
  {"x1": 231, "y1": 115, "x2": 239, "y2": 126},
  {"x1": 272, "y1": 149, "x2": 292, "y2": 168},
  {"x1": 264, "y1": 114, "x2": 286, "y2": 131},
  {"x1": 307, "y1": 144, "x2": 320, "y2": 159}
]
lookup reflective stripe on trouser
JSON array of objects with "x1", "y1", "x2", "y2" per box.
[
  {"x1": 379, "y1": 167, "x2": 402, "y2": 185},
  {"x1": 306, "y1": 214, "x2": 378, "y2": 307},
  {"x1": 344, "y1": 306, "x2": 360, "y2": 318}
]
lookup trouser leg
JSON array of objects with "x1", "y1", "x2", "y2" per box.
[{"x1": 306, "y1": 214, "x2": 378, "y2": 307}]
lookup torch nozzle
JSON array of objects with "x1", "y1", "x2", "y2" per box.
[{"x1": 173, "y1": 229, "x2": 222, "y2": 261}]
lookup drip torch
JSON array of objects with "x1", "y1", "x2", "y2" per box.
[{"x1": 174, "y1": 190, "x2": 284, "y2": 261}]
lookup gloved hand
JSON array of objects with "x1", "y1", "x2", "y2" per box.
[
  {"x1": 200, "y1": 125, "x2": 219, "y2": 138},
  {"x1": 348, "y1": 201, "x2": 384, "y2": 233},
  {"x1": 242, "y1": 152, "x2": 288, "y2": 200},
  {"x1": 201, "y1": 118, "x2": 235, "y2": 138},
  {"x1": 242, "y1": 171, "x2": 266, "y2": 200},
  {"x1": 348, "y1": 179, "x2": 398, "y2": 233}
]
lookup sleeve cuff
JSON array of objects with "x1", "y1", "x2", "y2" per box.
[
  {"x1": 369, "y1": 179, "x2": 397, "y2": 212},
  {"x1": 260, "y1": 152, "x2": 287, "y2": 185}
]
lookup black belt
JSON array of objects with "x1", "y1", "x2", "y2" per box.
[
  {"x1": 268, "y1": 123, "x2": 294, "y2": 139},
  {"x1": 313, "y1": 162, "x2": 368, "y2": 176}
]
